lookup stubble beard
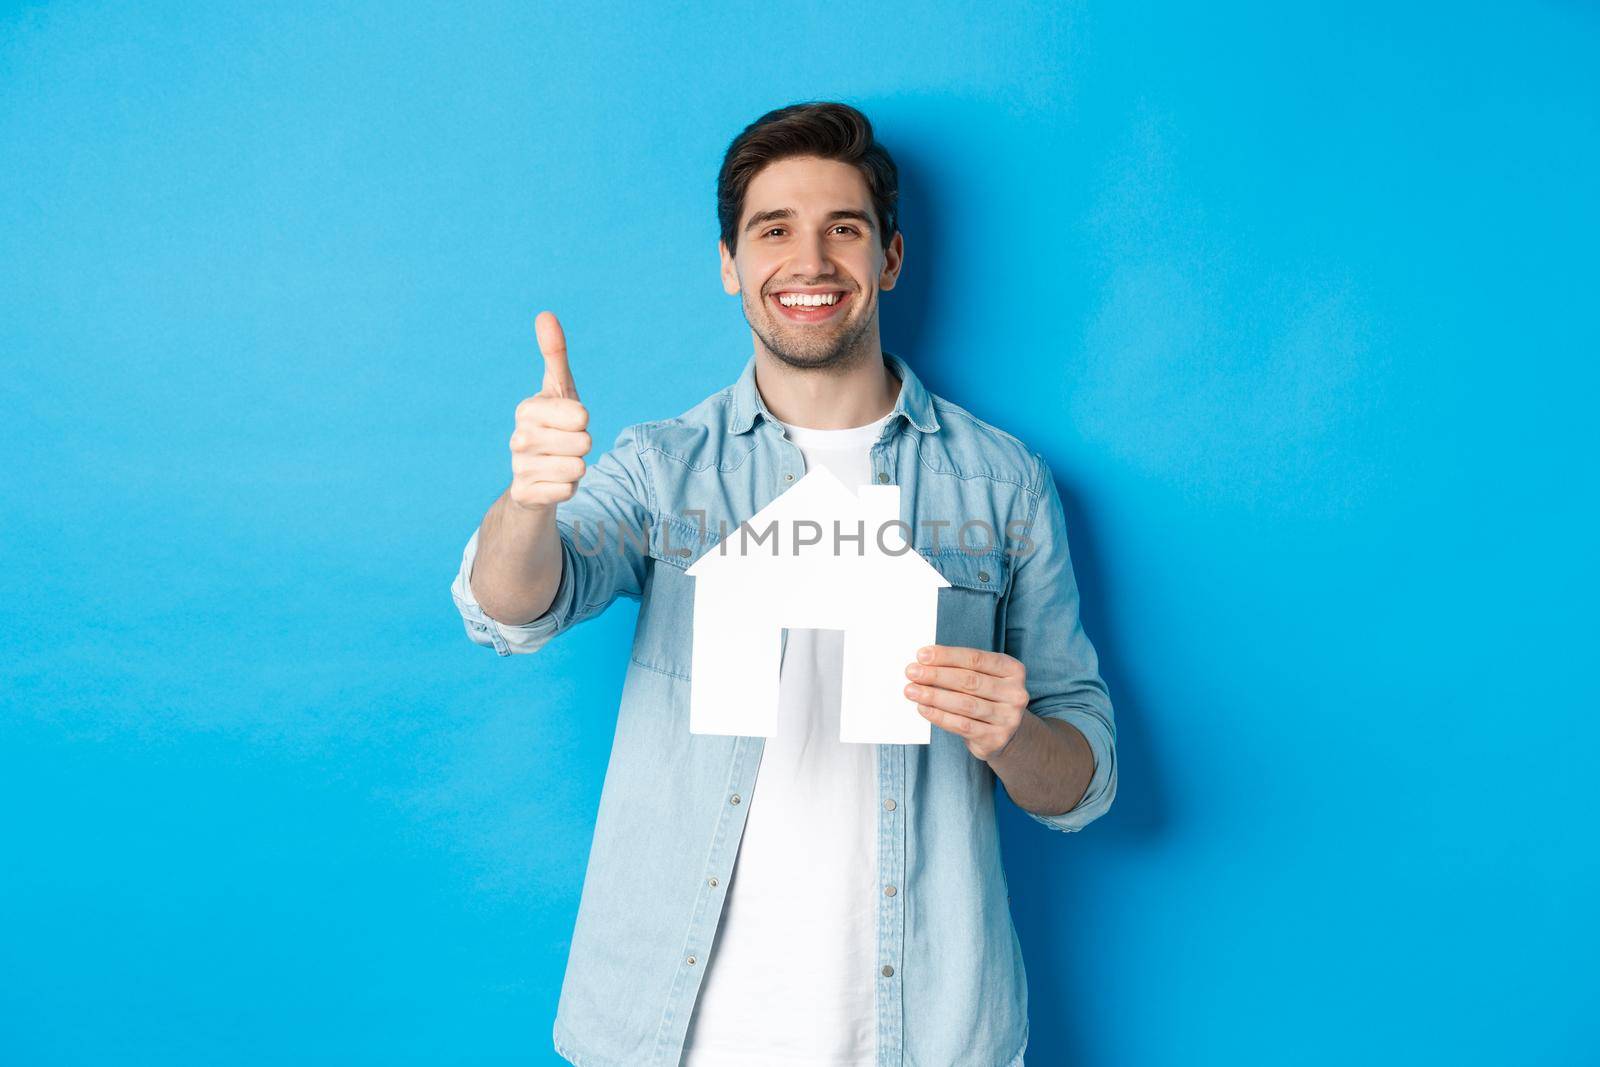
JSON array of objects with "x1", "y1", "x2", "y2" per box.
[{"x1": 745, "y1": 288, "x2": 877, "y2": 375}]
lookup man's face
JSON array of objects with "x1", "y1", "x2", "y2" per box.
[{"x1": 719, "y1": 155, "x2": 904, "y2": 372}]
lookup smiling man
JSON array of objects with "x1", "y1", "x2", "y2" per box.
[{"x1": 451, "y1": 101, "x2": 1117, "y2": 1067}]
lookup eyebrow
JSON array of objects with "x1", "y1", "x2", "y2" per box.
[{"x1": 743, "y1": 208, "x2": 875, "y2": 234}]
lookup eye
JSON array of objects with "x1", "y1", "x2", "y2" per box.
[
  {"x1": 831, "y1": 225, "x2": 861, "y2": 236},
  {"x1": 763, "y1": 227, "x2": 787, "y2": 238}
]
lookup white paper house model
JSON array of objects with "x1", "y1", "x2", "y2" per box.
[{"x1": 684, "y1": 465, "x2": 950, "y2": 744}]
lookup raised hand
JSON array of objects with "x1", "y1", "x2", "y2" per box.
[{"x1": 508, "y1": 311, "x2": 591, "y2": 511}]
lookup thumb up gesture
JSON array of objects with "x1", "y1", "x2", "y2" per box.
[{"x1": 508, "y1": 311, "x2": 591, "y2": 511}]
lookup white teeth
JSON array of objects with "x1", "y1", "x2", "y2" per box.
[{"x1": 777, "y1": 292, "x2": 840, "y2": 307}]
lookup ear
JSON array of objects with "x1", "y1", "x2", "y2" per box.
[
  {"x1": 878, "y1": 230, "x2": 905, "y2": 292},
  {"x1": 718, "y1": 239, "x2": 740, "y2": 295}
]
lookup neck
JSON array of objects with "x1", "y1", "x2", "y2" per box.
[{"x1": 751, "y1": 344, "x2": 900, "y2": 431}]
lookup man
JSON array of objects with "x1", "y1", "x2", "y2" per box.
[{"x1": 451, "y1": 101, "x2": 1116, "y2": 1067}]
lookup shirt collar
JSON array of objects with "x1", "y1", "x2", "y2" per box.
[{"x1": 726, "y1": 350, "x2": 940, "y2": 436}]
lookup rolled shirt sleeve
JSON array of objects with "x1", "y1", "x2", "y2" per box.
[
  {"x1": 1001, "y1": 451, "x2": 1118, "y2": 833},
  {"x1": 450, "y1": 422, "x2": 656, "y2": 656}
]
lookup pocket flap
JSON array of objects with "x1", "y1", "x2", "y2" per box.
[
  {"x1": 918, "y1": 548, "x2": 1009, "y2": 594},
  {"x1": 648, "y1": 514, "x2": 720, "y2": 571}
]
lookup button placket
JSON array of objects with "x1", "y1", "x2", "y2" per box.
[
  {"x1": 870, "y1": 436, "x2": 894, "y2": 489},
  {"x1": 780, "y1": 435, "x2": 803, "y2": 491},
  {"x1": 875, "y1": 739, "x2": 906, "y2": 1062},
  {"x1": 679, "y1": 733, "x2": 761, "y2": 1038}
]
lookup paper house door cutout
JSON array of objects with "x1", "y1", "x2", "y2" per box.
[{"x1": 684, "y1": 465, "x2": 950, "y2": 744}]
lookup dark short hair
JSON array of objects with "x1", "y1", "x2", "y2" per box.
[{"x1": 716, "y1": 101, "x2": 899, "y2": 256}]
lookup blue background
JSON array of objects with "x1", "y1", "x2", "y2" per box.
[{"x1": 3, "y1": 2, "x2": 1596, "y2": 1064}]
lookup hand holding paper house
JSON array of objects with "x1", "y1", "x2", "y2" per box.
[{"x1": 684, "y1": 466, "x2": 950, "y2": 744}]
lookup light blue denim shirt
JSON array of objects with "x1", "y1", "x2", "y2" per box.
[{"x1": 450, "y1": 351, "x2": 1116, "y2": 1067}]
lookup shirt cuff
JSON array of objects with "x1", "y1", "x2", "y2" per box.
[{"x1": 450, "y1": 527, "x2": 574, "y2": 656}]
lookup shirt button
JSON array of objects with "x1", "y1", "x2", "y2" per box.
[
  {"x1": 876, "y1": 472, "x2": 890, "y2": 483},
  {"x1": 730, "y1": 793, "x2": 741, "y2": 805},
  {"x1": 883, "y1": 798, "x2": 896, "y2": 811},
  {"x1": 884, "y1": 885, "x2": 897, "y2": 897},
  {"x1": 708, "y1": 876, "x2": 719, "y2": 888},
  {"x1": 881, "y1": 964, "x2": 895, "y2": 977},
  {"x1": 687, "y1": 955, "x2": 697, "y2": 966},
  {"x1": 784, "y1": 472, "x2": 794, "y2": 481},
  {"x1": 977, "y1": 570, "x2": 990, "y2": 583}
]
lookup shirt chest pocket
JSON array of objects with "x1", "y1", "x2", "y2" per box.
[
  {"x1": 628, "y1": 519, "x2": 708, "y2": 680},
  {"x1": 922, "y1": 549, "x2": 1010, "y2": 654}
]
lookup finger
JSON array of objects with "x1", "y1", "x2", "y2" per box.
[
  {"x1": 511, "y1": 453, "x2": 586, "y2": 482},
  {"x1": 511, "y1": 425, "x2": 592, "y2": 458},
  {"x1": 904, "y1": 662, "x2": 1023, "y2": 705},
  {"x1": 915, "y1": 702, "x2": 982, "y2": 739},
  {"x1": 536, "y1": 310, "x2": 579, "y2": 401},
  {"x1": 915, "y1": 644, "x2": 1022, "y2": 680},
  {"x1": 516, "y1": 394, "x2": 589, "y2": 433},
  {"x1": 903, "y1": 680, "x2": 1005, "y2": 725}
]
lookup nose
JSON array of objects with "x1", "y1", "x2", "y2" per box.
[{"x1": 789, "y1": 230, "x2": 834, "y2": 280}]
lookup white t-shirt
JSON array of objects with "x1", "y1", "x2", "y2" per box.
[{"x1": 680, "y1": 409, "x2": 895, "y2": 1067}]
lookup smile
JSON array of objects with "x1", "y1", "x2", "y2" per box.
[{"x1": 770, "y1": 289, "x2": 851, "y2": 323}]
